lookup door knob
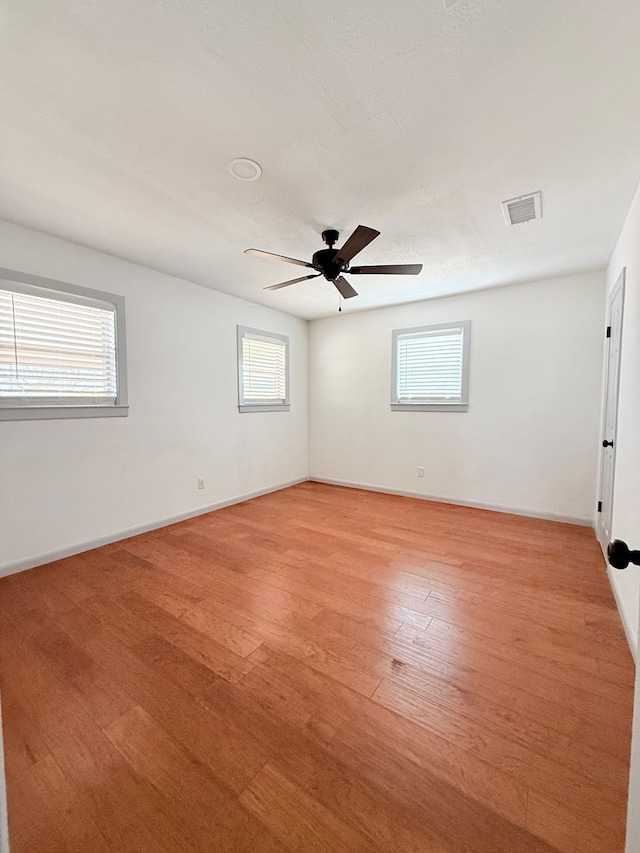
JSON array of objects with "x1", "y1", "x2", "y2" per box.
[
  {"x1": 602, "y1": 440, "x2": 614, "y2": 448},
  {"x1": 608, "y1": 540, "x2": 640, "y2": 570}
]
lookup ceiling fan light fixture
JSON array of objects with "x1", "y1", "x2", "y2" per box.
[{"x1": 228, "y1": 158, "x2": 262, "y2": 181}]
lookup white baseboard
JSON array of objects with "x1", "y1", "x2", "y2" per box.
[
  {"x1": 607, "y1": 565, "x2": 639, "y2": 662},
  {"x1": 0, "y1": 696, "x2": 9, "y2": 853},
  {"x1": 0, "y1": 477, "x2": 308, "y2": 579},
  {"x1": 309, "y1": 477, "x2": 592, "y2": 527}
]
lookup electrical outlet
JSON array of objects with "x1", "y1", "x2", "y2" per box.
[
  {"x1": 417, "y1": 467, "x2": 425, "y2": 478},
  {"x1": 197, "y1": 477, "x2": 205, "y2": 490}
]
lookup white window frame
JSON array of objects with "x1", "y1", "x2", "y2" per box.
[
  {"x1": 237, "y1": 325, "x2": 290, "y2": 413},
  {"x1": 0, "y1": 268, "x2": 128, "y2": 421},
  {"x1": 391, "y1": 320, "x2": 471, "y2": 412}
]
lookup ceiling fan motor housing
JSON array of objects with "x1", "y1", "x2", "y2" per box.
[
  {"x1": 312, "y1": 247, "x2": 345, "y2": 281},
  {"x1": 309, "y1": 230, "x2": 342, "y2": 280}
]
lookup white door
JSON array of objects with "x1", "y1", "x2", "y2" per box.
[{"x1": 597, "y1": 270, "x2": 625, "y2": 551}]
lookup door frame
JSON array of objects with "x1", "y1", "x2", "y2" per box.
[
  {"x1": 596, "y1": 268, "x2": 625, "y2": 553},
  {"x1": 0, "y1": 695, "x2": 8, "y2": 853},
  {"x1": 625, "y1": 589, "x2": 640, "y2": 852}
]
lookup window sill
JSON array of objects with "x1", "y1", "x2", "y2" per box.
[
  {"x1": 390, "y1": 403, "x2": 468, "y2": 412},
  {"x1": 238, "y1": 404, "x2": 291, "y2": 413},
  {"x1": 0, "y1": 405, "x2": 129, "y2": 421}
]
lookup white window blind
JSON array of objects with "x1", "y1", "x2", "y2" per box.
[
  {"x1": 238, "y1": 326, "x2": 290, "y2": 411},
  {"x1": 0, "y1": 286, "x2": 118, "y2": 407},
  {"x1": 392, "y1": 321, "x2": 470, "y2": 410}
]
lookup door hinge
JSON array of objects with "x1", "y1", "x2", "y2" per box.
[
  {"x1": 597, "y1": 501, "x2": 602, "y2": 513},
  {"x1": 606, "y1": 326, "x2": 611, "y2": 338}
]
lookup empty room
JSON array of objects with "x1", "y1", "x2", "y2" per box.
[{"x1": 2, "y1": 1, "x2": 640, "y2": 852}]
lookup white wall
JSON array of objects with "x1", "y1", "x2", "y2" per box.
[
  {"x1": 310, "y1": 272, "x2": 605, "y2": 523},
  {"x1": 0, "y1": 220, "x2": 309, "y2": 573}
]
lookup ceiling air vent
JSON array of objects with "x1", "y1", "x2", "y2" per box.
[{"x1": 501, "y1": 192, "x2": 542, "y2": 226}]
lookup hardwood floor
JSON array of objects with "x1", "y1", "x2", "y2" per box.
[{"x1": 0, "y1": 482, "x2": 634, "y2": 852}]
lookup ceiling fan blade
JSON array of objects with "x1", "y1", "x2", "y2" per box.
[
  {"x1": 349, "y1": 264, "x2": 423, "y2": 276},
  {"x1": 264, "y1": 273, "x2": 321, "y2": 291},
  {"x1": 245, "y1": 248, "x2": 313, "y2": 268},
  {"x1": 334, "y1": 225, "x2": 380, "y2": 266},
  {"x1": 333, "y1": 275, "x2": 358, "y2": 299}
]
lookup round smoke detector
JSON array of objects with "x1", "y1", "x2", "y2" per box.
[{"x1": 228, "y1": 158, "x2": 262, "y2": 181}]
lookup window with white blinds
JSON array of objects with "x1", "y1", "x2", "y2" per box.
[
  {"x1": 0, "y1": 269, "x2": 128, "y2": 420},
  {"x1": 237, "y1": 326, "x2": 290, "y2": 412},
  {"x1": 391, "y1": 321, "x2": 470, "y2": 411}
]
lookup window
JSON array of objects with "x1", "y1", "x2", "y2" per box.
[
  {"x1": 237, "y1": 326, "x2": 290, "y2": 412},
  {"x1": 391, "y1": 320, "x2": 470, "y2": 411},
  {"x1": 0, "y1": 268, "x2": 128, "y2": 420}
]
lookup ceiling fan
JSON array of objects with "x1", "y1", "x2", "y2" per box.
[{"x1": 244, "y1": 225, "x2": 423, "y2": 299}]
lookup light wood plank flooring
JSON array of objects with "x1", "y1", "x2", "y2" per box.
[{"x1": 0, "y1": 482, "x2": 634, "y2": 852}]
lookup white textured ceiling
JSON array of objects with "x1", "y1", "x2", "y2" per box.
[{"x1": 1, "y1": 1, "x2": 640, "y2": 319}]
